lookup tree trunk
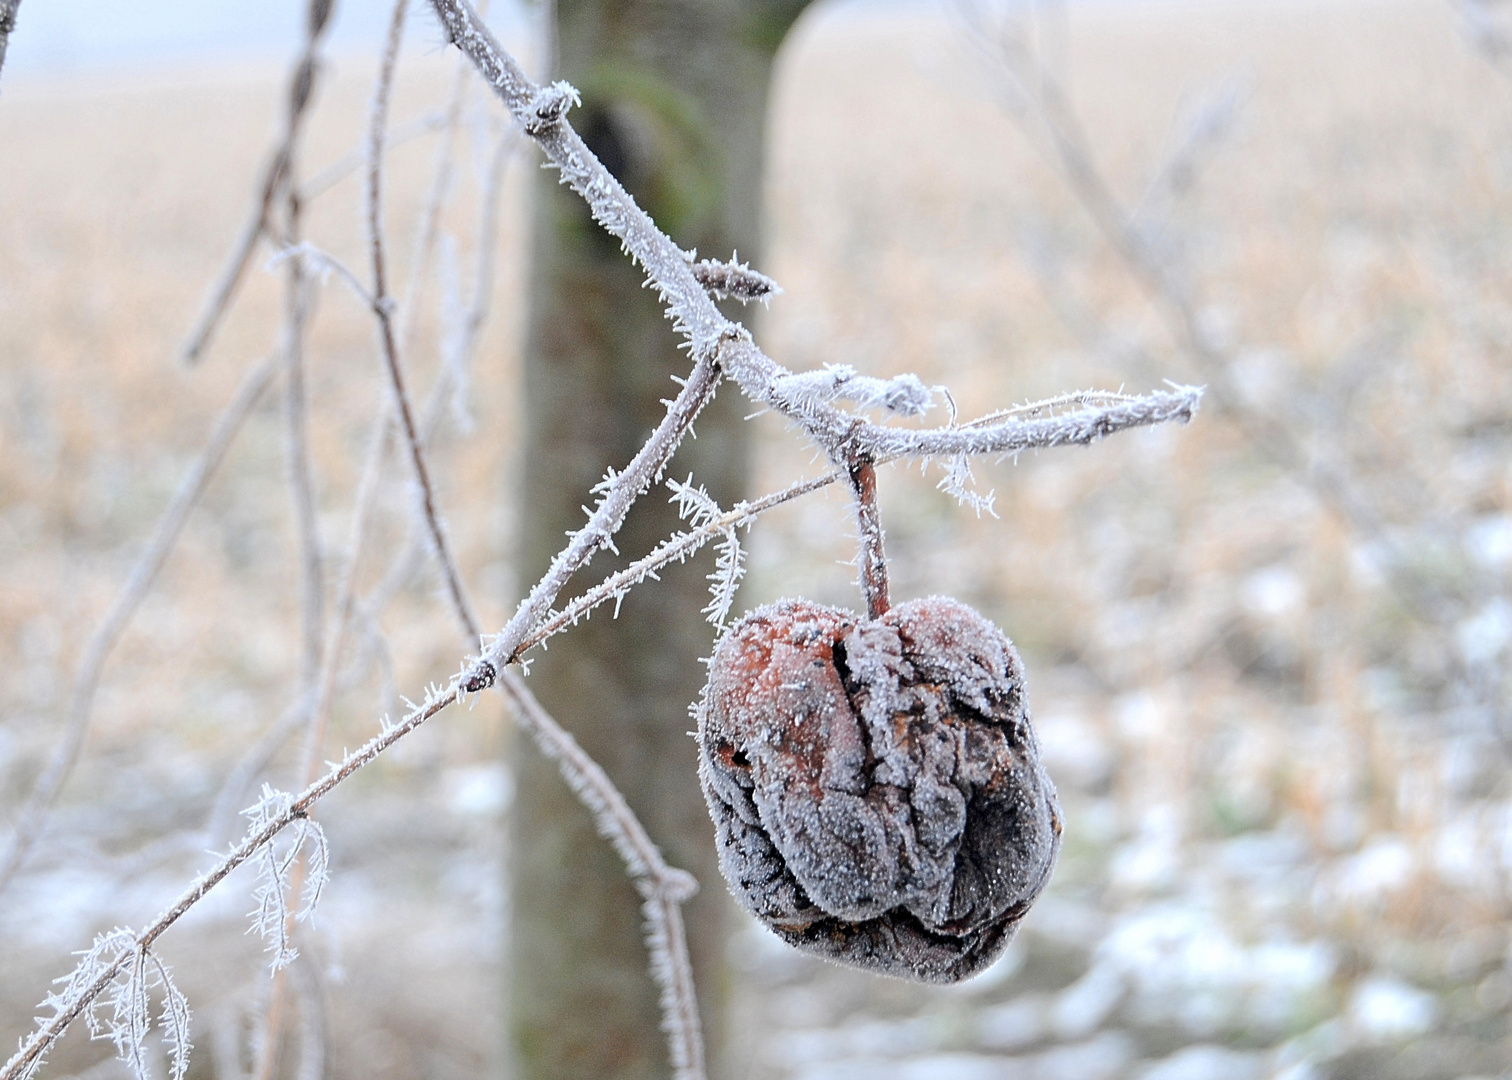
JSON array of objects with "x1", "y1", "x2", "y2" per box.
[{"x1": 511, "y1": 2, "x2": 810, "y2": 1078}]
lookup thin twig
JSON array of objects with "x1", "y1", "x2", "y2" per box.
[
  {"x1": 2, "y1": 680, "x2": 460, "y2": 1080},
  {"x1": 280, "y1": 208, "x2": 326, "y2": 696},
  {"x1": 181, "y1": 1, "x2": 335, "y2": 365},
  {"x1": 0, "y1": 357, "x2": 278, "y2": 899},
  {"x1": 368, "y1": 0, "x2": 482, "y2": 641}
]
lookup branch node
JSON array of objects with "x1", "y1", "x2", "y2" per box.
[{"x1": 525, "y1": 80, "x2": 580, "y2": 136}]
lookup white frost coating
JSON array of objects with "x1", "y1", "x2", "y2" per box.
[
  {"x1": 21, "y1": 928, "x2": 191, "y2": 1080},
  {"x1": 773, "y1": 364, "x2": 934, "y2": 418},
  {"x1": 667, "y1": 477, "x2": 748, "y2": 626},
  {"x1": 243, "y1": 785, "x2": 331, "y2": 972},
  {"x1": 937, "y1": 454, "x2": 998, "y2": 517}
]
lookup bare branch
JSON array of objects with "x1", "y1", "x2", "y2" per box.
[
  {"x1": 367, "y1": 0, "x2": 482, "y2": 643},
  {"x1": 181, "y1": 5, "x2": 335, "y2": 365}
]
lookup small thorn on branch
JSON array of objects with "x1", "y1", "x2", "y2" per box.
[{"x1": 690, "y1": 256, "x2": 780, "y2": 303}]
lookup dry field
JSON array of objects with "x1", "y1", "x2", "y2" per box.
[{"x1": 3, "y1": 1, "x2": 1512, "y2": 1079}]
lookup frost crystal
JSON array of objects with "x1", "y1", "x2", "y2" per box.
[
  {"x1": 24, "y1": 928, "x2": 192, "y2": 1080},
  {"x1": 667, "y1": 477, "x2": 747, "y2": 626},
  {"x1": 242, "y1": 785, "x2": 331, "y2": 973},
  {"x1": 774, "y1": 364, "x2": 935, "y2": 418}
]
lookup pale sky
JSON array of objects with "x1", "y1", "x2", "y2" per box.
[{"x1": 2, "y1": 0, "x2": 536, "y2": 79}]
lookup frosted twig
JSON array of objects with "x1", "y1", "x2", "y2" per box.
[
  {"x1": 772, "y1": 364, "x2": 932, "y2": 417},
  {"x1": 1, "y1": 675, "x2": 461, "y2": 1080},
  {"x1": 270, "y1": 242, "x2": 376, "y2": 309},
  {"x1": 395, "y1": 28, "x2": 476, "y2": 362},
  {"x1": 525, "y1": 471, "x2": 839, "y2": 652},
  {"x1": 667, "y1": 479, "x2": 748, "y2": 627},
  {"x1": 15, "y1": 928, "x2": 191, "y2": 1080},
  {"x1": 442, "y1": 125, "x2": 517, "y2": 430},
  {"x1": 0, "y1": 356, "x2": 278, "y2": 899},
  {"x1": 181, "y1": 0, "x2": 335, "y2": 365},
  {"x1": 430, "y1": 0, "x2": 1198, "y2": 680},
  {"x1": 363, "y1": 125, "x2": 519, "y2": 613},
  {"x1": 244, "y1": 786, "x2": 330, "y2": 973},
  {"x1": 301, "y1": 110, "x2": 452, "y2": 200}
]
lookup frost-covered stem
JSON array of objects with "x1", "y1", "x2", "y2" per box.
[
  {"x1": 367, "y1": 0, "x2": 479, "y2": 640},
  {"x1": 525, "y1": 471, "x2": 834, "y2": 650},
  {"x1": 0, "y1": 357, "x2": 278, "y2": 899},
  {"x1": 1, "y1": 682, "x2": 460, "y2": 1080},
  {"x1": 364, "y1": 126, "x2": 516, "y2": 612},
  {"x1": 474, "y1": 349, "x2": 723, "y2": 680},
  {"x1": 847, "y1": 456, "x2": 890, "y2": 618},
  {"x1": 497, "y1": 670, "x2": 704, "y2": 1080},
  {"x1": 182, "y1": 0, "x2": 335, "y2": 364},
  {"x1": 428, "y1": 0, "x2": 1196, "y2": 482},
  {"x1": 280, "y1": 202, "x2": 326, "y2": 696},
  {"x1": 519, "y1": 384, "x2": 1197, "y2": 654},
  {"x1": 0, "y1": 0, "x2": 22, "y2": 91}
]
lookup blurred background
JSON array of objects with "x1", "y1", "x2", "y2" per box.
[{"x1": 3, "y1": 1, "x2": 1512, "y2": 1078}]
